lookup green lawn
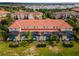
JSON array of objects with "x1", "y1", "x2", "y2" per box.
[{"x1": 0, "y1": 41, "x2": 79, "y2": 56}]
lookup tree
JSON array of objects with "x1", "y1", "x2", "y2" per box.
[
  {"x1": 42, "y1": 14, "x2": 47, "y2": 19},
  {"x1": 50, "y1": 34, "x2": 59, "y2": 41},
  {"x1": 49, "y1": 34, "x2": 59, "y2": 46},
  {"x1": 15, "y1": 34, "x2": 20, "y2": 43},
  {"x1": 23, "y1": 31, "x2": 33, "y2": 41},
  {"x1": 28, "y1": 32, "x2": 32, "y2": 40},
  {"x1": 23, "y1": 32, "x2": 29, "y2": 38},
  {"x1": 0, "y1": 13, "x2": 14, "y2": 41},
  {"x1": 0, "y1": 30, "x2": 7, "y2": 41}
]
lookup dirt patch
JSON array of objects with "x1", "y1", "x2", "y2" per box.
[
  {"x1": 29, "y1": 46, "x2": 39, "y2": 55},
  {"x1": 23, "y1": 46, "x2": 38, "y2": 56},
  {"x1": 48, "y1": 46, "x2": 62, "y2": 53}
]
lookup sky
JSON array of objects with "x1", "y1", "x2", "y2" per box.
[{"x1": 0, "y1": 0, "x2": 79, "y2": 3}]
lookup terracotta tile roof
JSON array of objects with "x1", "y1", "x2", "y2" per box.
[
  {"x1": 12, "y1": 11, "x2": 43, "y2": 15},
  {"x1": 71, "y1": 8, "x2": 79, "y2": 11},
  {"x1": 9, "y1": 21, "x2": 21, "y2": 28},
  {"x1": 9, "y1": 19, "x2": 73, "y2": 30},
  {"x1": 54, "y1": 11, "x2": 77, "y2": 15},
  {"x1": 0, "y1": 10, "x2": 10, "y2": 15}
]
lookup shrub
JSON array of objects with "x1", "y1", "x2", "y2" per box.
[
  {"x1": 37, "y1": 44, "x2": 46, "y2": 48},
  {"x1": 20, "y1": 41, "x2": 29, "y2": 47},
  {"x1": 63, "y1": 41, "x2": 74, "y2": 48},
  {"x1": 28, "y1": 40, "x2": 33, "y2": 43},
  {"x1": 9, "y1": 42, "x2": 19, "y2": 48},
  {"x1": 49, "y1": 41, "x2": 57, "y2": 47}
]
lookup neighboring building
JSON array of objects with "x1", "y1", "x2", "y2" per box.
[
  {"x1": 25, "y1": 4, "x2": 76, "y2": 9},
  {"x1": 71, "y1": 8, "x2": 79, "y2": 11},
  {"x1": 11, "y1": 12, "x2": 43, "y2": 20},
  {"x1": 71, "y1": 8, "x2": 79, "y2": 18},
  {"x1": 8, "y1": 19, "x2": 73, "y2": 41},
  {"x1": 0, "y1": 10, "x2": 10, "y2": 18},
  {"x1": 51, "y1": 11, "x2": 79, "y2": 20}
]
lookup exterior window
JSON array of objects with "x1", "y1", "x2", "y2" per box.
[
  {"x1": 26, "y1": 26, "x2": 28, "y2": 29},
  {"x1": 28, "y1": 26, "x2": 34, "y2": 29},
  {"x1": 9, "y1": 28, "x2": 20, "y2": 32},
  {"x1": 10, "y1": 28, "x2": 16, "y2": 31},
  {"x1": 22, "y1": 26, "x2": 61, "y2": 29},
  {"x1": 44, "y1": 26, "x2": 48, "y2": 29},
  {"x1": 50, "y1": 26, "x2": 53, "y2": 29},
  {"x1": 47, "y1": 26, "x2": 53, "y2": 29},
  {"x1": 53, "y1": 26, "x2": 55, "y2": 29},
  {"x1": 34, "y1": 26, "x2": 36, "y2": 29},
  {"x1": 66, "y1": 28, "x2": 69, "y2": 31},
  {"x1": 64, "y1": 28, "x2": 68, "y2": 31},
  {"x1": 65, "y1": 28, "x2": 72, "y2": 31},
  {"x1": 69, "y1": 28, "x2": 72, "y2": 31},
  {"x1": 55, "y1": 26, "x2": 58, "y2": 29},
  {"x1": 43, "y1": 26, "x2": 45, "y2": 29},
  {"x1": 39, "y1": 26, "x2": 44, "y2": 29},
  {"x1": 34, "y1": 26, "x2": 38, "y2": 29},
  {"x1": 13, "y1": 28, "x2": 16, "y2": 31},
  {"x1": 53, "y1": 26, "x2": 56, "y2": 29}
]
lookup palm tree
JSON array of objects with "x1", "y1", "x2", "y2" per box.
[
  {"x1": 28, "y1": 31, "x2": 33, "y2": 43},
  {"x1": 15, "y1": 33, "x2": 21, "y2": 44}
]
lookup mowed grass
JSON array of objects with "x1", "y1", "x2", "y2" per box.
[{"x1": 0, "y1": 41, "x2": 79, "y2": 56}]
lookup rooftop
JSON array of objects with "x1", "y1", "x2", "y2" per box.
[
  {"x1": 0, "y1": 10, "x2": 10, "y2": 15},
  {"x1": 71, "y1": 8, "x2": 79, "y2": 11},
  {"x1": 12, "y1": 11, "x2": 43, "y2": 15},
  {"x1": 53, "y1": 11, "x2": 77, "y2": 15},
  {"x1": 9, "y1": 19, "x2": 73, "y2": 29}
]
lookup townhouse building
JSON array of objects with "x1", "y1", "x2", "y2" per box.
[
  {"x1": 11, "y1": 12, "x2": 43, "y2": 20},
  {"x1": 51, "y1": 11, "x2": 79, "y2": 20},
  {"x1": 8, "y1": 19, "x2": 73, "y2": 41},
  {"x1": 0, "y1": 10, "x2": 10, "y2": 18}
]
